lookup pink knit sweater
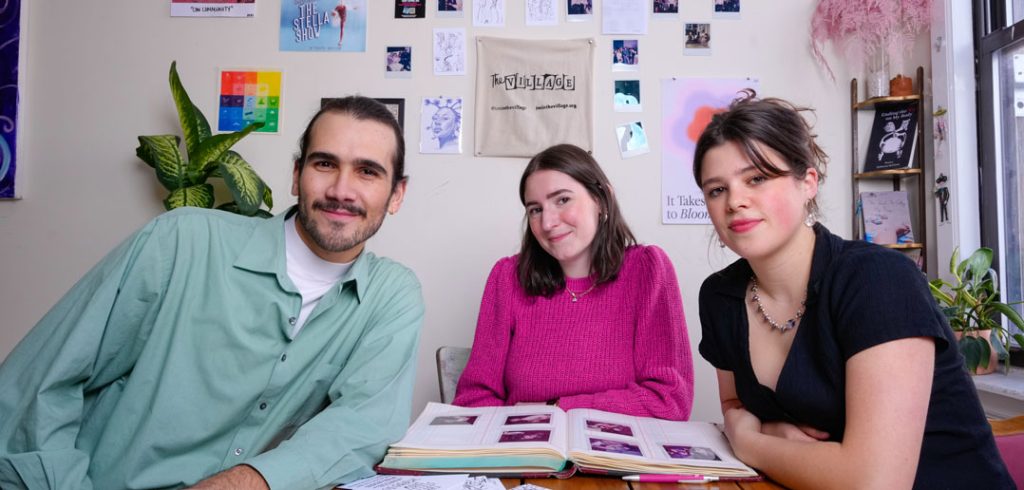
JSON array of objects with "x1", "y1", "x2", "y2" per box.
[{"x1": 453, "y1": 245, "x2": 694, "y2": 420}]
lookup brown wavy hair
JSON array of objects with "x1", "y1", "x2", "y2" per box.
[
  {"x1": 692, "y1": 89, "x2": 828, "y2": 216},
  {"x1": 517, "y1": 144, "x2": 636, "y2": 297}
]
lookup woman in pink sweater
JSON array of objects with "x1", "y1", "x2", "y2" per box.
[{"x1": 453, "y1": 144, "x2": 694, "y2": 420}]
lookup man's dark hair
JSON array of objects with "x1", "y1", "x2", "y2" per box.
[
  {"x1": 295, "y1": 96, "x2": 406, "y2": 190},
  {"x1": 517, "y1": 144, "x2": 636, "y2": 297},
  {"x1": 692, "y1": 89, "x2": 828, "y2": 216}
]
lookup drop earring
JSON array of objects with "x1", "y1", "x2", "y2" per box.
[{"x1": 804, "y1": 211, "x2": 816, "y2": 227}]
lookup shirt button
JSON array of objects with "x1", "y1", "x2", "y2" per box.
[
  {"x1": 280, "y1": 354, "x2": 287, "y2": 362},
  {"x1": 234, "y1": 448, "x2": 244, "y2": 456},
  {"x1": 288, "y1": 317, "x2": 297, "y2": 325},
  {"x1": 259, "y1": 402, "x2": 268, "y2": 410}
]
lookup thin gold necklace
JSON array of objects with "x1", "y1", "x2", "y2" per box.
[
  {"x1": 750, "y1": 276, "x2": 805, "y2": 332},
  {"x1": 566, "y1": 284, "x2": 596, "y2": 302}
]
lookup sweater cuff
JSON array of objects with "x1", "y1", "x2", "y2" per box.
[{"x1": 556, "y1": 393, "x2": 593, "y2": 412}]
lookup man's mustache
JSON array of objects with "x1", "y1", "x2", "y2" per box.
[{"x1": 313, "y1": 200, "x2": 367, "y2": 217}]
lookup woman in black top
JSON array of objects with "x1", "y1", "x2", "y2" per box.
[{"x1": 693, "y1": 90, "x2": 1012, "y2": 489}]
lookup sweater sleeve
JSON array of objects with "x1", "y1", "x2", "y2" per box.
[
  {"x1": 452, "y1": 258, "x2": 517, "y2": 407},
  {"x1": 558, "y1": 246, "x2": 695, "y2": 420}
]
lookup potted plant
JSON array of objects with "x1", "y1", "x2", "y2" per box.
[
  {"x1": 929, "y1": 247, "x2": 1024, "y2": 374},
  {"x1": 809, "y1": 0, "x2": 932, "y2": 97},
  {"x1": 135, "y1": 61, "x2": 272, "y2": 217}
]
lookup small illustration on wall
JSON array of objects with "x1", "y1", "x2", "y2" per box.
[
  {"x1": 473, "y1": 0, "x2": 505, "y2": 27},
  {"x1": 171, "y1": 0, "x2": 255, "y2": 18},
  {"x1": 713, "y1": 0, "x2": 740, "y2": 19},
  {"x1": 602, "y1": 0, "x2": 647, "y2": 35},
  {"x1": 395, "y1": 0, "x2": 425, "y2": 18},
  {"x1": 386, "y1": 46, "x2": 412, "y2": 78},
  {"x1": 1, "y1": 0, "x2": 21, "y2": 198},
  {"x1": 616, "y1": 121, "x2": 649, "y2": 158},
  {"x1": 525, "y1": 0, "x2": 557, "y2": 25},
  {"x1": 613, "y1": 80, "x2": 641, "y2": 112},
  {"x1": 653, "y1": 0, "x2": 677, "y2": 16},
  {"x1": 433, "y1": 28, "x2": 467, "y2": 76},
  {"x1": 437, "y1": 0, "x2": 464, "y2": 17},
  {"x1": 280, "y1": 0, "x2": 367, "y2": 52},
  {"x1": 218, "y1": 69, "x2": 282, "y2": 133},
  {"x1": 421, "y1": 97, "x2": 464, "y2": 154},
  {"x1": 566, "y1": 0, "x2": 592, "y2": 21},
  {"x1": 612, "y1": 39, "x2": 638, "y2": 71},
  {"x1": 684, "y1": 23, "x2": 712, "y2": 55}
]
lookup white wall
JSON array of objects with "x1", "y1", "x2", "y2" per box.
[{"x1": 0, "y1": 1, "x2": 929, "y2": 423}]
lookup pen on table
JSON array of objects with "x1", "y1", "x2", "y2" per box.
[{"x1": 622, "y1": 475, "x2": 719, "y2": 483}]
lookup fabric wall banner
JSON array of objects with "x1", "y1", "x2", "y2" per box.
[{"x1": 475, "y1": 37, "x2": 593, "y2": 157}]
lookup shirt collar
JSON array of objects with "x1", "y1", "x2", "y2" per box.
[
  {"x1": 233, "y1": 205, "x2": 370, "y2": 302},
  {"x1": 709, "y1": 223, "x2": 840, "y2": 303}
]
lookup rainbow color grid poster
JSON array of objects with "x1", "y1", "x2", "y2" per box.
[{"x1": 217, "y1": 69, "x2": 282, "y2": 134}]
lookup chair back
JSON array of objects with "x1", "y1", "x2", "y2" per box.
[
  {"x1": 436, "y1": 346, "x2": 471, "y2": 404},
  {"x1": 991, "y1": 415, "x2": 1024, "y2": 488}
]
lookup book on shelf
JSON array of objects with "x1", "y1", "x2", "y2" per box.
[
  {"x1": 862, "y1": 101, "x2": 919, "y2": 172},
  {"x1": 860, "y1": 191, "x2": 915, "y2": 245},
  {"x1": 376, "y1": 402, "x2": 758, "y2": 479}
]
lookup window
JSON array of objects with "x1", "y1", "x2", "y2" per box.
[{"x1": 977, "y1": 2, "x2": 1024, "y2": 338}]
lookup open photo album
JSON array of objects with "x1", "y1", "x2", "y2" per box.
[{"x1": 377, "y1": 403, "x2": 758, "y2": 479}]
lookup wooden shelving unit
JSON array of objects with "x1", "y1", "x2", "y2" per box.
[{"x1": 850, "y1": 66, "x2": 928, "y2": 272}]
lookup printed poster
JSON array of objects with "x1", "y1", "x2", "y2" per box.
[
  {"x1": 395, "y1": 0, "x2": 425, "y2": 18},
  {"x1": 475, "y1": 37, "x2": 593, "y2": 157},
  {"x1": 171, "y1": 0, "x2": 255, "y2": 18},
  {"x1": 661, "y1": 77, "x2": 758, "y2": 224},
  {"x1": 218, "y1": 69, "x2": 282, "y2": 133},
  {"x1": 0, "y1": 0, "x2": 20, "y2": 198},
  {"x1": 281, "y1": 0, "x2": 367, "y2": 52}
]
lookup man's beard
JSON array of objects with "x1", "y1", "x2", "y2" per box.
[{"x1": 297, "y1": 195, "x2": 385, "y2": 254}]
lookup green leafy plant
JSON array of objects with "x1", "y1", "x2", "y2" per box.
[
  {"x1": 929, "y1": 247, "x2": 1024, "y2": 373},
  {"x1": 136, "y1": 61, "x2": 272, "y2": 217}
]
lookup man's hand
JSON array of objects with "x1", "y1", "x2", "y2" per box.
[{"x1": 187, "y1": 465, "x2": 270, "y2": 490}]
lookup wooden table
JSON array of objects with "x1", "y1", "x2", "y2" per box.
[{"x1": 499, "y1": 476, "x2": 785, "y2": 490}]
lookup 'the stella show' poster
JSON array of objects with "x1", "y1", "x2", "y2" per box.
[{"x1": 280, "y1": 0, "x2": 367, "y2": 52}]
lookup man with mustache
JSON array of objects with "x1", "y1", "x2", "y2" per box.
[{"x1": 0, "y1": 96, "x2": 423, "y2": 490}]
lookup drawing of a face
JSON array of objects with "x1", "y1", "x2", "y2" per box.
[{"x1": 431, "y1": 107, "x2": 458, "y2": 145}]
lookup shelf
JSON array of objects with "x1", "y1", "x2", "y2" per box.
[
  {"x1": 854, "y1": 168, "x2": 923, "y2": 179},
  {"x1": 850, "y1": 66, "x2": 928, "y2": 273},
  {"x1": 853, "y1": 94, "x2": 922, "y2": 110},
  {"x1": 879, "y1": 243, "x2": 925, "y2": 250}
]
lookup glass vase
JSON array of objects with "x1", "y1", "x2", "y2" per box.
[{"x1": 865, "y1": 49, "x2": 890, "y2": 99}]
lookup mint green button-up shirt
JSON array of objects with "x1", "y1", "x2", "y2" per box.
[{"x1": 0, "y1": 207, "x2": 424, "y2": 490}]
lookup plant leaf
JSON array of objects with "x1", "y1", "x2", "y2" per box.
[
  {"x1": 964, "y1": 248, "x2": 993, "y2": 281},
  {"x1": 959, "y1": 336, "x2": 983, "y2": 373},
  {"x1": 163, "y1": 183, "x2": 215, "y2": 210},
  {"x1": 217, "y1": 202, "x2": 273, "y2": 219},
  {"x1": 169, "y1": 61, "x2": 212, "y2": 159},
  {"x1": 187, "y1": 122, "x2": 264, "y2": 177},
  {"x1": 216, "y1": 150, "x2": 266, "y2": 216},
  {"x1": 263, "y1": 185, "x2": 274, "y2": 210},
  {"x1": 949, "y1": 247, "x2": 960, "y2": 277},
  {"x1": 1013, "y1": 333, "x2": 1024, "y2": 349},
  {"x1": 137, "y1": 135, "x2": 185, "y2": 190},
  {"x1": 991, "y1": 302, "x2": 1024, "y2": 330}
]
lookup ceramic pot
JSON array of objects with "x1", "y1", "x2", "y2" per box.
[{"x1": 954, "y1": 330, "x2": 999, "y2": 375}]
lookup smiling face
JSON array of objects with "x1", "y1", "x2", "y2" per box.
[
  {"x1": 523, "y1": 169, "x2": 602, "y2": 278},
  {"x1": 292, "y1": 112, "x2": 406, "y2": 263},
  {"x1": 700, "y1": 140, "x2": 817, "y2": 263}
]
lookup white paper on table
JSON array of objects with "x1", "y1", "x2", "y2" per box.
[{"x1": 340, "y1": 474, "x2": 470, "y2": 490}]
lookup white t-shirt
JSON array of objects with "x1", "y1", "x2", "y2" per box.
[{"x1": 284, "y1": 215, "x2": 352, "y2": 337}]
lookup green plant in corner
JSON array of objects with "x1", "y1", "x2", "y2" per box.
[
  {"x1": 135, "y1": 61, "x2": 273, "y2": 217},
  {"x1": 929, "y1": 247, "x2": 1024, "y2": 374}
]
